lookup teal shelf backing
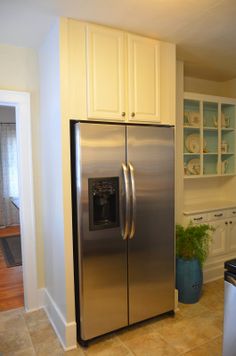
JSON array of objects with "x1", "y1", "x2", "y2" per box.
[
  {"x1": 183, "y1": 94, "x2": 236, "y2": 178},
  {"x1": 221, "y1": 155, "x2": 235, "y2": 175},
  {"x1": 221, "y1": 104, "x2": 235, "y2": 129},
  {"x1": 221, "y1": 131, "x2": 235, "y2": 153},
  {"x1": 184, "y1": 99, "x2": 200, "y2": 126},
  {"x1": 204, "y1": 130, "x2": 218, "y2": 153},
  {"x1": 203, "y1": 101, "x2": 218, "y2": 128},
  {"x1": 203, "y1": 155, "x2": 218, "y2": 175}
]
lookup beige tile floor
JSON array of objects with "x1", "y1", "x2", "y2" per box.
[{"x1": 0, "y1": 279, "x2": 224, "y2": 355}]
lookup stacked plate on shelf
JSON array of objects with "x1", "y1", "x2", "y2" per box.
[
  {"x1": 185, "y1": 158, "x2": 200, "y2": 175},
  {"x1": 185, "y1": 134, "x2": 200, "y2": 153}
]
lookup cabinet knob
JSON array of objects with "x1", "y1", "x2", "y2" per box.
[
  {"x1": 225, "y1": 221, "x2": 228, "y2": 225},
  {"x1": 230, "y1": 221, "x2": 232, "y2": 224},
  {"x1": 131, "y1": 112, "x2": 135, "y2": 118},
  {"x1": 121, "y1": 112, "x2": 126, "y2": 117}
]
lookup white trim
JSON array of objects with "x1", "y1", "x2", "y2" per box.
[
  {"x1": 43, "y1": 289, "x2": 77, "y2": 350},
  {"x1": 0, "y1": 90, "x2": 39, "y2": 311},
  {"x1": 184, "y1": 91, "x2": 236, "y2": 105}
]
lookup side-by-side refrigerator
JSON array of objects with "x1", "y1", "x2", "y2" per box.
[{"x1": 72, "y1": 121, "x2": 175, "y2": 344}]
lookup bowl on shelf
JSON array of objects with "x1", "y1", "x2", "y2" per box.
[{"x1": 188, "y1": 112, "x2": 200, "y2": 127}]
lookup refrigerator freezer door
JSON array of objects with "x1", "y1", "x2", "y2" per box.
[
  {"x1": 127, "y1": 125, "x2": 175, "y2": 324},
  {"x1": 75, "y1": 122, "x2": 128, "y2": 340}
]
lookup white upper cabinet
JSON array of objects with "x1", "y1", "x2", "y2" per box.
[
  {"x1": 86, "y1": 25, "x2": 126, "y2": 120},
  {"x1": 127, "y1": 34, "x2": 160, "y2": 122},
  {"x1": 86, "y1": 24, "x2": 161, "y2": 123},
  {"x1": 65, "y1": 20, "x2": 176, "y2": 125}
]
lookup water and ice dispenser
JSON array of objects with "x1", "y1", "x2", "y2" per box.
[{"x1": 88, "y1": 177, "x2": 119, "y2": 230}]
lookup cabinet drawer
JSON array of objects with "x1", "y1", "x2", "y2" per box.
[
  {"x1": 208, "y1": 211, "x2": 227, "y2": 221},
  {"x1": 189, "y1": 213, "x2": 208, "y2": 224},
  {"x1": 226, "y1": 208, "x2": 236, "y2": 218}
]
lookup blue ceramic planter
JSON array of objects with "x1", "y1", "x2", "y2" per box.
[{"x1": 176, "y1": 258, "x2": 203, "y2": 304}]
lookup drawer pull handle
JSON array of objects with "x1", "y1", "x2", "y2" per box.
[
  {"x1": 233, "y1": 211, "x2": 236, "y2": 214},
  {"x1": 193, "y1": 217, "x2": 203, "y2": 221},
  {"x1": 225, "y1": 221, "x2": 228, "y2": 225},
  {"x1": 230, "y1": 221, "x2": 232, "y2": 224},
  {"x1": 214, "y1": 213, "x2": 223, "y2": 217}
]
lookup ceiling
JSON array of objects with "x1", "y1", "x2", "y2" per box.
[{"x1": 0, "y1": 0, "x2": 236, "y2": 81}]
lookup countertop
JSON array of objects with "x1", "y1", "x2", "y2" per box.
[{"x1": 183, "y1": 200, "x2": 236, "y2": 215}]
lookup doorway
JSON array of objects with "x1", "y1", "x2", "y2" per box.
[
  {"x1": 0, "y1": 105, "x2": 23, "y2": 311},
  {"x1": 0, "y1": 90, "x2": 38, "y2": 312}
]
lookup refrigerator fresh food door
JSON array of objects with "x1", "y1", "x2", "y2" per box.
[
  {"x1": 127, "y1": 125, "x2": 175, "y2": 324},
  {"x1": 223, "y1": 270, "x2": 236, "y2": 356},
  {"x1": 75, "y1": 122, "x2": 128, "y2": 340}
]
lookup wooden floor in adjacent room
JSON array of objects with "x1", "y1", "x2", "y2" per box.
[{"x1": 0, "y1": 226, "x2": 24, "y2": 311}]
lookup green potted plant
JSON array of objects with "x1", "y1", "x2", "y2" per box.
[{"x1": 176, "y1": 222, "x2": 214, "y2": 304}]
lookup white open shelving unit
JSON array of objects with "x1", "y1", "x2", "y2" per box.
[{"x1": 183, "y1": 92, "x2": 236, "y2": 178}]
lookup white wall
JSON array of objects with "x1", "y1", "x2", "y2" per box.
[
  {"x1": 184, "y1": 76, "x2": 236, "y2": 99},
  {"x1": 184, "y1": 76, "x2": 225, "y2": 97},
  {"x1": 223, "y1": 79, "x2": 236, "y2": 99},
  {"x1": 0, "y1": 44, "x2": 44, "y2": 287},
  {"x1": 39, "y1": 19, "x2": 76, "y2": 349},
  {"x1": 39, "y1": 18, "x2": 66, "y2": 315}
]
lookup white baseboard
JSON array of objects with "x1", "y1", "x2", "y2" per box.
[
  {"x1": 42, "y1": 288, "x2": 77, "y2": 351},
  {"x1": 23, "y1": 288, "x2": 46, "y2": 313}
]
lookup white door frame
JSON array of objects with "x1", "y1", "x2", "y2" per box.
[{"x1": 0, "y1": 90, "x2": 39, "y2": 311}]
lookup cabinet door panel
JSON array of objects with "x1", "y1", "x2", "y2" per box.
[
  {"x1": 209, "y1": 220, "x2": 227, "y2": 257},
  {"x1": 87, "y1": 25, "x2": 125, "y2": 120},
  {"x1": 128, "y1": 34, "x2": 160, "y2": 123},
  {"x1": 228, "y1": 218, "x2": 236, "y2": 252}
]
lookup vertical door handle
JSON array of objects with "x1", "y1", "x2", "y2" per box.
[
  {"x1": 128, "y1": 163, "x2": 136, "y2": 239},
  {"x1": 227, "y1": 275, "x2": 236, "y2": 287},
  {"x1": 121, "y1": 163, "x2": 130, "y2": 240}
]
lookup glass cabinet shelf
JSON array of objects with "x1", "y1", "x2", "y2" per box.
[
  {"x1": 183, "y1": 93, "x2": 236, "y2": 178},
  {"x1": 203, "y1": 127, "x2": 218, "y2": 131}
]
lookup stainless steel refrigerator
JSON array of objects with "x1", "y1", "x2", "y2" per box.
[{"x1": 72, "y1": 121, "x2": 175, "y2": 344}]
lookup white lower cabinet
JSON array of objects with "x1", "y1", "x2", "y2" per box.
[
  {"x1": 209, "y1": 219, "x2": 228, "y2": 257},
  {"x1": 227, "y1": 217, "x2": 236, "y2": 252},
  {"x1": 185, "y1": 209, "x2": 236, "y2": 282}
]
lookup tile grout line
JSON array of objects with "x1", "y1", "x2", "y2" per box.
[
  {"x1": 146, "y1": 307, "x2": 223, "y2": 355},
  {"x1": 20, "y1": 309, "x2": 37, "y2": 355},
  {"x1": 115, "y1": 334, "x2": 136, "y2": 355},
  {"x1": 147, "y1": 326, "x2": 184, "y2": 355},
  {"x1": 180, "y1": 334, "x2": 223, "y2": 355}
]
